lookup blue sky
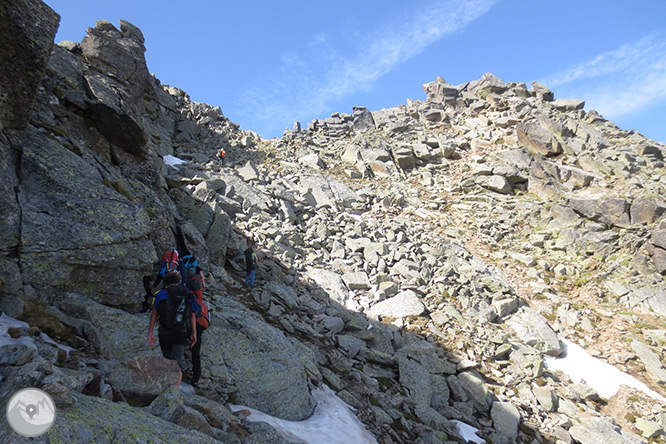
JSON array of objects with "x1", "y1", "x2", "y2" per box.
[{"x1": 45, "y1": 0, "x2": 666, "y2": 143}]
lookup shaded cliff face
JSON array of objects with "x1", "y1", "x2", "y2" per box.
[
  {"x1": 0, "y1": 6, "x2": 243, "y2": 309},
  {"x1": 1, "y1": 1, "x2": 666, "y2": 444}
]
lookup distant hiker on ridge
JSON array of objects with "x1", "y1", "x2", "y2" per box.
[
  {"x1": 216, "y1": 147, "x2": 226, "y2": 167},
  {"x1": 148, "y1": 272, "x2": 197, "y2": 373},
  {"x1": 244, "y1": 242, "x2": 258, "y2": 288}
]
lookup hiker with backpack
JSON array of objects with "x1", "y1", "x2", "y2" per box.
[
  {"x1": 180, "y1": 255, "x2": 206, "y2": 298},
  {"x1": 244, "y1": 243, "x2": 258, "y2": 288},
  {"x1": 148, "y1": 272, "x2": 197, "y2": 372},
  {"x1": 179, "y1": 255, "x2": 209, "y2": 387},
  {"x1": 153, "y1": 249, "x2": 180, "y2": 289},
  {"x1": 216, "y1": 147, "x2": 226, "y2": 167}
]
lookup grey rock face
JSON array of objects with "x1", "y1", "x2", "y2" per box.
[
  {"x1": 569, "y1": 196, "x2": 631, "y2": 228},
  {"x1": 0, "y1": 341, "x2": 36, "y2": 366},
  {"x1": 476, "y1": 175, "x2": 512, "y2": 194},
  {"x1": 15, "y1": 132, "x2": 156, "y2": 306},
  {"x1": 81, "y1": 20, "x2": 152, "y2": 154},
  {"x1": 342, "y1": 271, "x2": 371, "y2": 290},
  {"x1": 204, "y1": 298, "x2": 316, "y2": 420},
  {"x1": 397, "y1": 355, "x2": 433, "y2": 406},
  {"x1": 0, "y1": 0, "x2": 60, "y2": 129},
  {"x1": 149, "y1": 387, "x2": 217, "y2": 438},
  {"x1": 306, "y1": 267, "x2": 349, "y2": 307},
  {"x1": 54, "y1": 293, "x2": 149, "y2": 361},
  {"x1": 552, "y1": 98, "x2": 585, "y2": 111}
]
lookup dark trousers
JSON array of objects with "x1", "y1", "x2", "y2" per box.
[
  {"x1": 158, "y1": 330, "x2": 187, "y2": 372},
  {"x1": 191, "y1": 324, "x2": 204, "y2": 384}
]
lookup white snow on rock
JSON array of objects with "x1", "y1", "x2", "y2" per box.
[
  {"x1": 163, "y1": 154, "x2": 186, "y2": 167},
  {"x1": 230, "y1": 385, "x2": 377, "y2": 444},
  {"x1": 452, "y1": 420, "x2": 485, "y2": 443},
  {"x1": 0, "y1": 313, "x2": 35, "y2": 350},
  {"x1": 40, "y1": 332, "x2": 75, "y2": 357},
  {"x1": 544, "y1": 339, "x2": 666, "y2": 402},
  {"x1": 0, "y1": 312, "x2": 29, "y2": 334}
]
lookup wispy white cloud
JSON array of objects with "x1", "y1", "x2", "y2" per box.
[
  {"x1": 541, "y1": 33, "x2": 666, "y2": 120},
  {"x1": 236, "y1": 0, "x2": 499, "y2": 136}
]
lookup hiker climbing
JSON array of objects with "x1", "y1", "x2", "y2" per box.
[
  {"x1": 179, "y1": 254, "x2": 209, "y2": 387},
  {"x1": 153, "y1": 249, "x2": 180, "y2": 289},
  {"x1": 148, "y1": 272, "x2": 197, "y2": 373},
  {"x1": 216, "y1": 147, "x2": 226, "y2": 167},
  {"x1": 180, "y1": 255, "x2": 205, "y2": 299},
  {"x1": 244, "y1": 242, "x2": 258, "y2": 288}
]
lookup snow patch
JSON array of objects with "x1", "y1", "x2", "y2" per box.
[
  {"x1": 230, "y1": 385, "x2": 377, "y2": 444},
  {"x1": 0, "y1": 313, "x2": 35, "y2": 350},
  {"x1": 0, "y1": 312, "x2": 29, "y2": 334},
  {"x1": 544, "y1": 339, "x2": 666, "y2": 403},
  {"x1": 452, "y1": 420, "x2": 485, "y2": 443},
  {"x1": 163, "y1": 154, "x2": 186, "y2": 167},
  {"x1": 40, "y1": 332, "x2": 75, "y2": 357}
]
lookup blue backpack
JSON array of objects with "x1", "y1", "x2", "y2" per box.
[{"x1": 181, "y1": 255, "x2": 201, "y2": 290}]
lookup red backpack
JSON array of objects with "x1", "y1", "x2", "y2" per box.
[
  {"x1": 196, "y1": 299, "x2": 210, "y2": 329},
  {"x1": 159, "y1": 249, "x2": 179, "y2": 276}
]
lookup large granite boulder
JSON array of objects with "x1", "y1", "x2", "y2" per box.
[
  {"x1": 517, "y1": 117, "x2": 564, "y2": 157},
  {"x1": 631, "y1": 197, "x2": 666, "y2": 225},
  {"x1": 506, "y1": 307, "x2": 562, "y2": 356},
  {"x1": 368, "y1": 290, "x2": 426, "y2": 320},
  {"x1": 352, "y1": 106, "x2": 375, "y2": 132},
  {"x1": 467, "y1": 72, "x2": 510, "y2": 98},
  {"x1": 108, "y1": 356, "x2": 182, "y2": 406},
  {"x1": 54, "y1": 293, "x2": 154, "y2": 361},
  {"x1": 423, "y1": 76, "x2": 459, "y2": 103},
  {"x1": 568, "y1": 196, "x2": 631, "y2": 228},
  {"x1": 204, "y1": 297, "x2": 316, "y2": 420}
]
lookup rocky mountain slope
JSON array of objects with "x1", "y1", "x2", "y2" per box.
[{"x1": 1, "y1": 1, "x2": 665, "y2": 443}]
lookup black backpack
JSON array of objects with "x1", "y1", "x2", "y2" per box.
[
  {"x1": 156, "y1": 286, "x2": 192, "y2": 331},
  {"x1": 245, "y1": 248, "x2": 257, "y2": 270}
]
